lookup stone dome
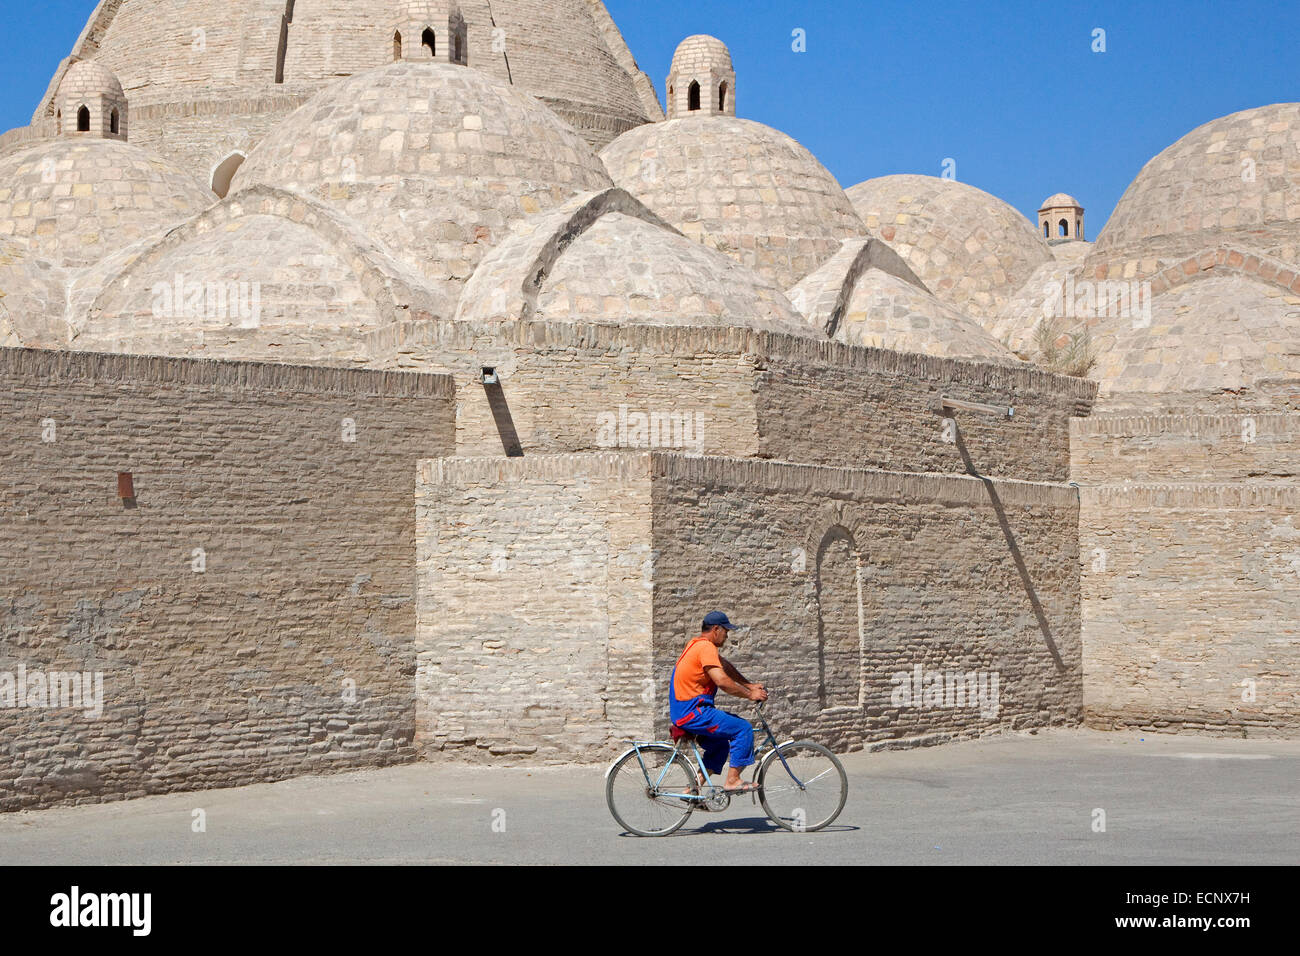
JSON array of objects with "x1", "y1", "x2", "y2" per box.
[
  {"x1": 833, "y1": 270, "x2": 1018, "y2": 361},
  {"x1": 234, "y1": 62, "x2": 614, "y2": 308},
  {"x1": 0, "y1": 139, "x2": 215, "y2": 269},
  {"x1": 1095, "y1": 103, "x2": 1300, "y2": 259},
  {"x1": 846, "y1": 174, "x2": 1052, "y2": 321},
  {"x1": 670, "y1": 35, "x2": 734, "y2": 74},
  {"x1": 601, "y1": 117, "x2": 865, "y2": 288},
  {"x1": 989, "y1": 255, "x2": 1089, "y2": 356},
  {"x1": 34, "y1": 0, "x2": 663, "y2": 170},
  {"x1": 0, "y1": 239, "x2": 68, "y2": 348},
  {"x1": 1040, "y1": 193, "x2": 1080, "y2": 209},
  {"x1": 788, "y1": 238, "x2": 1017, "y2": 362},
  {"x1": 58, "y1": 60, "x2": 125, "y2": 101},
  {"x1": 77, "y1": 192, "x2": 437, "y2": 363},
  {"x1": 457, "y1": 188, "x2": 815, "y2": 337},
  {"x1": 1089, "y1": 274, "x2": 1300, "y2": 398}
]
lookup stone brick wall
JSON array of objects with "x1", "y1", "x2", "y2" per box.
[
  {"x1": 649, "y1": 455, "x2": 1083, "y2": 751},
  {"x1": 372, "y1": 320, "x2": 1096, "y2": 479},
  {"x1": 1071, "y1": 411, "x2": 1300, "y2": 482},
  {"x1": 753, "y1": 340, "x2": 1095, "y2": 482},
  {"x1": 1073, "y1": 403, "x2": 1300, "y2": 735},
  {"x1": 0, "y1": 348, "x2": 454, "y2": 810},
  {"x1": 416, "y1": 451, "x2": 1082, "y2": 762},
  {"x1": 415, "y1": 454, "x2": 655, "y2": 760}
]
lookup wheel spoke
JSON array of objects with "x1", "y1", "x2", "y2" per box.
[
  {"x1": 606, "y1": 746, "x2": 697, "y2": 836},
  {"x1": 759, "y1": 742, "x2": 847, "y2": 832}
]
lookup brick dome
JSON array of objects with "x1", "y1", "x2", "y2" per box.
[
  {"x1": 1089, "y1": 274, "x2": 1300, "y2": 398},
  {"x1": 78, "y1": 207, "x2": 417, "y2": 362},
  {"x1": 31, "y1": 0, "x2": 662, "y2": 174},
  {"x1": 234, "y1": 62, "x2": 613, "y2": 309},
  {"x1": 0, "y1": 139, "x2": 215, "y2": 269},
  {"x1": 1040, "y1": 193, "x2": 1080, "y2": 209},
  {"x1": 669, "y1": 35, "x2": 734, "y2": 75},
  {"x1": 789, "y1": 238, "x2": 1017, "y2": 361},
  {"x1": 601, "y1": 117, "x2": 865, "y2": 288},
  {"x1": 0, "y1": 239, "x2": 68, "y2": 347},
  {"x1": 458, "y1": 188, "x2": 815, "y2": 337},
  {"x1": 1093, "y1": 103, "x2": 1300, "y2": 262},
  {"x1": 846, "y1": 174, "x2": 1052, "y2": 322},
  {"x1": 58, "y1": 60, "x2": 125, "y2": 101}
]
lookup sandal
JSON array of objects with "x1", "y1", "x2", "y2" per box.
[{"x1": 722, "y1": 781, "x2": 760, "y2": 793}]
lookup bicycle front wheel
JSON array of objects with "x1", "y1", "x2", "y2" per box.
[
  {"x1": 758, "y1": 741, "x2": 847, "y2": 832},
  {"x1": 605, "y1": 744, "x2": 697, "y2": 837}
]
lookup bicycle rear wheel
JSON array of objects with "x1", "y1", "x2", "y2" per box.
[
  {"x1": 758, "y1": 741, "x2": 847, "y2": 832},
  {"x1": 605, "y1": 744, "x2": 697, "y2": 837}
]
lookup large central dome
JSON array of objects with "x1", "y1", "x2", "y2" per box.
[
  {"x1": 28, "y1": 0, "x2": 663, "y2": 173},
  {"x1": 233, "y1": 62, "x2": 614, "y2": 313}
]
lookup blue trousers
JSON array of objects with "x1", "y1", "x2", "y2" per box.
[{"x1": 677, "y1": 706, "x2": 755, "y2": 774}]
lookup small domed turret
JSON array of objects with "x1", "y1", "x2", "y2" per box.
[
  {"x1": 56, "y1": 60, "x2": 127, "y2": 140},
  {"x1": 1038, "y1": 193, "x2": 1085, "y2": 241},
  {"x1": 392, "y1": 1, "x2": 468, "y2": 65},
  {"x1": 666, "y1": 35, "x2": 735, "y2": 119}
]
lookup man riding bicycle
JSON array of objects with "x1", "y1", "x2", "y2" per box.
[{"x1": 669, "y1": 611, "x2": 768, "y2": 793}]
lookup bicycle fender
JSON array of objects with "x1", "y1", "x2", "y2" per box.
[{"x1": 604, "y1": 745, "x2": 643, "y2": 783}]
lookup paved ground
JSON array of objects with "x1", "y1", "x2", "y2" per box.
[{"x1": 2, "y1": 729, "x2": 1297, "y2": 865}]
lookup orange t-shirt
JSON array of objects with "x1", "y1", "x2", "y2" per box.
[{"x1": 672, "y1": 636, "x2": 723, "y2": 703}]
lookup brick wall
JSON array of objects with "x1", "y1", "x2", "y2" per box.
[
  {"x1": 416, "y1": 451, "x2": 1082, "y2": 762},
  {"x1": 0, "y1": 347, "x2": 454, "y2": 810},
  {"x1": 1073, "y1": 403, "x2": 1300, "y2": 735},
  {"x1": 753, "y1": 341, "x2": 1095, "y2": 482},
  {"x1": 372, "y1": 320, "x2": 1096, "y2": 480},
  {"x1": 649, "y1": 455, "x2": 1083, "y2": 751},
  {"x1": 415, "y1": 454, "x2": 655, "y2": 760}
]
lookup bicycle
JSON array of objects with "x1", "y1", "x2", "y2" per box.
[{"x1": 604, "y1": 701, "x2": 848, "y2": 837}]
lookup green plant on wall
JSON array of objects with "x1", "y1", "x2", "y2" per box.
[{"x1": 1033, "y1": 315, "x2": 1097, "y2": 378}]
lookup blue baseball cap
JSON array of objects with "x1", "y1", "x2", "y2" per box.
[{"x1": 702, "y1": 611, "x2": 738, "y2": 631}]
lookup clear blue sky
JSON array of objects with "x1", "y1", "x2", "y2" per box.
[{"x1": 4, "y1": 0, "x2": 1297, "y2": 233}]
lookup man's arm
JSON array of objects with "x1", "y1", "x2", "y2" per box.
[
  {"x1": 705, "y1": 664, "x2": 767, "y2": 701},
  {"x1": 719, "y1": 656, "x2": 754, "y2": 686}
]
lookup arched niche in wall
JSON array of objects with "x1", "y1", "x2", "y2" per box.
[{"x1": 815, "y1": 524, "x2": 863, "y2": 710}]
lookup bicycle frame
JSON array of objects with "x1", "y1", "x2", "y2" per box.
[{"x1": 630, "y1": 703, "x2": 807, "y2": 800}]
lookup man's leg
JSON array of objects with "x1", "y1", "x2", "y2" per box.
[
  {"x1": 697, "y1": 736, "x2": 729, "y2": 778},
  {"x1": 681, "y1": 707, "x2": 755, "y2": 790},
  {"x1": 712, "y1": 710, "x2": 755, "y2": 789},
  {"x1": 678, "y1": 710, "x2": 734, "y2": 779}
]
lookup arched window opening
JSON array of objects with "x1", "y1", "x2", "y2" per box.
[
  {"x1": 1043, "y1": 221, "x2": 1049, "y2": 238},
  {"x1": 422, "y1": 28, "x2": 435, "y2": 57},
  {"x1": 1076, "y1": 218, "x2": 1082, "y2": 237},
  {"x1": 453, "y1": 34, "x2": 463, "y2": 64},
  {"x1": 688, "y1": 80, "x2": 701, "y2": 112},
  {"x1": 394, "y1": 31, "x2": 402, "y2": 61},
  {"x1": 1058, "y1": 218, "x2": 1069, "y2": 238},
  {"x1": 815, "y1": 526, "x2": 862, "y2": 710},
  {"x1": 719, "y1": 81, "x2": 728, "y2": 112},
  {"x1": 210, "y1": 152, "x2": 246, "y2": 199},
  {"x1": 110, "y1": 109, "x2": 119, "y2": 135},
  {"x1": 77, "y1": 106, "x2": 90, "y2": 132}
]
